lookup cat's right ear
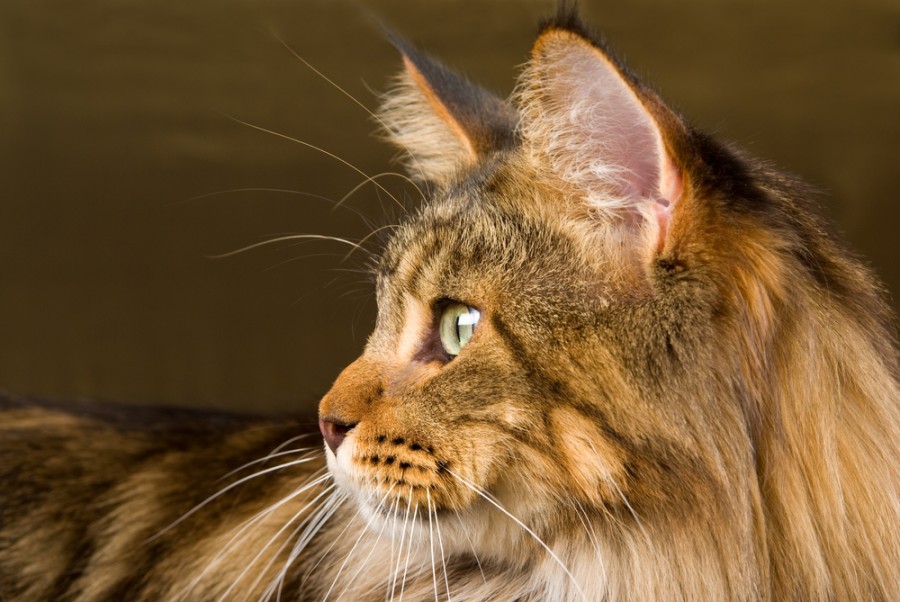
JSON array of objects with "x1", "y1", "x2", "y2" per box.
[{"x1": 378, "y1": 32, "x2": 518, "y2": 187}]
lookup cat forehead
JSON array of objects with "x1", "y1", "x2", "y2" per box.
[{"x1": 375, "y1": 166, "x2": 605, "y2": 309}]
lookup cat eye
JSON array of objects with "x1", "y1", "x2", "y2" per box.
[{"x1": 438, "y1": 303, "x2": 480, "y2": 358}]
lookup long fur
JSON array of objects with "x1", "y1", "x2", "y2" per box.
[{"x1": 1, "y1": 11, "x2": 897, "y2": 602}]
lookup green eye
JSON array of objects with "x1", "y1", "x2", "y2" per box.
[{"x1": 439, "y1": 303, "x2": 480, "y2": 358}]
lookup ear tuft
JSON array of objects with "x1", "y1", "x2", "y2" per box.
[{"x1": 378, "y1": 32, "x2": 518, "y2": 187}]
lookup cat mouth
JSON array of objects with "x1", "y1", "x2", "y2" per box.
[
  {"x1": 332, "y1": 451, "x2": 482, "y2": 517},
  {"x1": 353, "y1": 461, "x2": 456, "y2": 513},
  {"x1": 325, "y1": 430, "x2": 484, "y2": 517}
]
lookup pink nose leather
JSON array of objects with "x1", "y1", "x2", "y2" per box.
[{"x1": 319, "y1": 417, "x2": 355, "y2": 453}]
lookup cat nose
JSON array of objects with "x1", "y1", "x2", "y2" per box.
[{"x1": 319, "y1": 417, "x2": 357, "y2": 454}]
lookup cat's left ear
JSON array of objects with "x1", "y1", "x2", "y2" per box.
[
  {"x1": 378, "y1": 33, "x2": 518, "y2": 187},
  {"x1": 519, "y1": 22, "x2": 685, "y2": 252}
]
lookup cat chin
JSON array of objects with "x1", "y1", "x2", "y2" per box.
[{"x1": 323, "y1": 437, "x2": 356, "y2": 492}]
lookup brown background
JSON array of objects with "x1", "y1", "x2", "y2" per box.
[{"x1": 1, "y1": 0, "x2": 898, "y2": 414}]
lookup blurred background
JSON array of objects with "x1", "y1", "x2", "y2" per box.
[{"x1": 1, "y1": 0, "x2": 898, "y2": 414}]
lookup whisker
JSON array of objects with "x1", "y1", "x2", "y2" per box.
[
  {"x1": 446, "y1": 469, "x2": 587, "y2": 601},
  {"x1": 386, "y1": 495, "x2": 402, "y2": 601},
  {"x1": 608, "y1": 476, "x2": 648, "y2": 539},
  {"x1": 216, "y1": 483, "x2": 336, "y2": 602},
  {"x1": 335, "y1": 172, "x2": 421, "y2": 211},
  {"x1": 220, "y1": 443, "x2": 318, "y2": 481},
  {"x1": 342, "y1": 223, "x2": 400, "y2": 262},
  {"x1": 171, "y1": 188, "x2": 376, "y2": 224},
  {"x1": 270, "y1": 33, "x2": 429, "y2": 193},
  {"x1": 274, "y1": 492, "x2": 347, "y2": 601},
  {"x1": 272, "y1": 32, "x2": 379, "y2": 121},
  {"x1": 322, "y1": 482, "x2": 397, "y2": 601},
  {"x1": 270, "y1": 434, "x2": 321, "y2": 456},
  {"x1": 176, "y1": 470, "x2": 330, "y2": 601},
  {"x1": 215, "y1": 111, "x2": 407, "y2": 213},
  {"x1": 427, "y1": 492, "x2": 439, "y2": 602},
  {"x1": 372, "y1": 170, "x2": 426, "y2": 203},
  {"x1": 259, "y1": 490, "x2": 347, "y2": 602},
  {"x1": 262, "y1": 251, "x2": 364, "y2": 274},
  {"x1": 335, "y1": 483, "x2": 398, "y2": 599},
  {"x1": 571, "y1": 498, "x2": 606, "y2": 581},
  {"x1": 299, "y1": 499, "x2": 365, "y2": 587},
  {"x1": 584, "y1": 439, "x2": 649, "y2": 540},
  {"x1": 150, "y1": 454, "x2": 323, "y2": 542},
  {"x1": 431, "y1": 492, "x2": 452, "y2": 602},
  {"x1": 398, "y1": 500, "x2": 419, "y2": 602},
  {"x1": 452, "y1": 507, "x2": 487, "y2": 585},
  {"x1": 206, "y1": 234, "x2": 371, "y2": 260},
  {"x1": 246, "y1": 492, "x2": 341, "y2": 601},
  {"x1": 390, "y1": 492, "x2": 414, "y2": 601}
]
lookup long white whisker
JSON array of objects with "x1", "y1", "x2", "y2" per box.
[
  {"x1": 207, "y1": 234, "x2": 370, "y2": 260},
  {"x1": 270, "y1": 434, "x2": 321, "y2": 456},
  {"x1": 216, "y1": 484, "x2": 336, "y2": 602},
  {"x1": 452, "y1": 507, "x2": 487, "y2": 585},
  {"x1": 427, "y1": 492, "x2": 439, "y2": 602},
  {"x1": 272, "y1": 32, "x2": 378, "y2": 121},
  {"x1": 398, "y1": 501, "x2": 419, "y2": 602},
  {"x1": 322, "y1": 482, "x2": 397, "y2": 601},
  {"x1": 216, "y1": 112, "x2": 407, "y2": 212},
  {"x1": 270, "y1": 34, "x2": 430, "y2": 192},
  {"x1": 250, "y1": 491, "x2": 343, "y2": 601},
  {"x1": 431, "y1": 493, "x2": 452, "y2": 602},
  {"x1": 260, "y1": 490, "x2": 347, "y2": 602},
  {"x1": 197, "y1": 476, "x2": 329, "y2": 600},
  {"x1": 390, "y1": 492, "x2": 414, "y2": 600},
  {"x1": 275, "y1": 492, "x2": 347, "y2": 601},
  {"x1": 608, "y1": 475, "x2": 648, "y2": 538},
  {"x1": 571, "y1": 498, "x2": 606, "y2": 582},
  {"x1": 584, "y1": 439, "x2": 649, "y2": 540},
  {"x1": 178, "y1": 186, "x2": 335, "y2": 205},
  {"x1": 251, "y1": 496, "x2": 337, "y2": 602},
  {"x1": 175, "y1": 187, "x2": 376, "y2": 226},
  {"x1": 220, "y1": 444, "x2": 318, "y2": 481},
  {"x1": 336, "y1": 484, "x2": 398, "y2": 598},
  {"x1": 385, "y1": 495, "x2": 401, "y2": 601},
  {"x1": 342, "y1": 223, "x2": 399, "y2": 262},
  {"x1": 446, "y1": 469, "x2": 587, "y2": 602},
  {"x1": 299, "y1": 498, "x2": 365, "y2": 587},
  {"x1": 335, "y1": 173, "x2": 419, "y2": 212},
  {"x1": 151, "y1": 455, "x2": 323, "y2": 542},
  {"x1": 177, "y1": 471, "x2": 329, "y2": 601}
]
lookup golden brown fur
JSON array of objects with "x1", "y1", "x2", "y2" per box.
[{"x1": 1, "y1": 10, "x2": 898, "y2": 602}]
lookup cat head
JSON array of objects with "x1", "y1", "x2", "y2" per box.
[
  {"x1": 319, "y1": 11, "x2": 722, "y2": 561},
  {"x1": 316, "y1": 10, "x2": 897, "y2": 599}
]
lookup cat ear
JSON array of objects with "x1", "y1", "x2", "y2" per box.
[
  {"x1": 518, "y1": 21, "x2": 684, "y2": 251},
  {"x1": 378, "y1": 33, "x2": 518, "y2": 187}
]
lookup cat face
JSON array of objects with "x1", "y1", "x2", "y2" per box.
[{"x1": 326, "y1": 178, "x2": 617, "y2": 507}]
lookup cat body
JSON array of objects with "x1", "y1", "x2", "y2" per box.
[{"x1": 2, "y1": 9, "x2": 898, "y2": 602}]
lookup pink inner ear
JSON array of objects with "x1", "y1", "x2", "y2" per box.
[
  {"x1": 654, "y1": 148, "x2": 683, "y2": 250},
  {"x1": 524, "y1": 32, "x2": 683, "y2": 246},
  {"x1": 659, "y1": 150, "x2": 683, "y2": 208},
  {"x1": 565, "y1": 48, "x2": 679, "y2": 204}
]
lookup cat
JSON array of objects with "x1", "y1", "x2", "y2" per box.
[{"x1": 1, "y1": 7, "x2": 898, "y2": 601}]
